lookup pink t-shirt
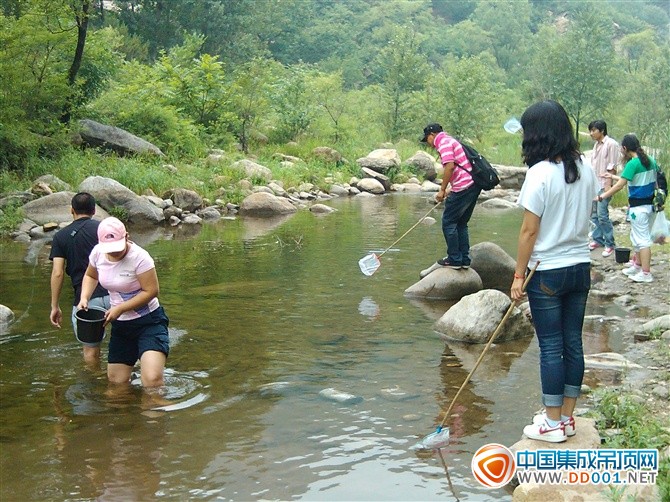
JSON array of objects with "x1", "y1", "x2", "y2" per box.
[
  {"x1": 89, "y1": 242, "x2": 160, "y2": 321},
  {"x1": 434, "y1": 131, "x2": 474, "y2": 192}
]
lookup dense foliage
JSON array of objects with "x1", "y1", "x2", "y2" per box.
[{"x1": 1, "y1": 0, "x2": 668, "y2": 186}]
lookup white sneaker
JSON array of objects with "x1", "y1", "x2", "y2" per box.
[
  {"x1": 602, "y1": 247, "x2": 614, "y2": 258},
  {"x1": 533, "y1": 413, "x2": 576, "y2": 437},
  {"x1": 523, "y1": 419, "x2": 567, "y2": 443},
  {"x1": 629, "y1": 270, "x2": 653, "y2": 283},
  {"x1": 622, "y1": 265, "x2": 641, "y2": 276}
]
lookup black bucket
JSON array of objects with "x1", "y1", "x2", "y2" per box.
[
  {"x1": 614, "y1": 247, "x2": 631, "y2": 264},
  {"x1": 74, "y1": 307, "x2": 107, "y2": 344}
]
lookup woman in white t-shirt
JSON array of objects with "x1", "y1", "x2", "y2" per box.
[
  {"x1": 510, "y1": 100, "x2": 598, "y2": 443},
  {"x1": 78, "y1": 217, "x2": 169, "y2": 388}
]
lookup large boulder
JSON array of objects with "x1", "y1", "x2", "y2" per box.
[
  {"x1": 21, "y1": 191, "x2": 110, "y2": 225},
  {"x1": 163, "y1": 188, "x2": 203, "y2": 212},
  {"x1": 230, "y1": 159, "x2": 273, "y2": 181},
  {"x1": 78, "y1": 176, "x2": 165, "y2": 225},
  {"x1": 494, "y1": 165, "x2": 527, "y2": 190},
  {"x1": 360, "y1": 167, "x2": 391, "y2": 191},
  {"x1": 404, "y1": 151, "x2": 438, "y2": 181},
  {"x1": 434, "y1": 289, "x2": 533, "y2": 343},
  {"x1": 470, "y1": 242, "x2": 517, "y2": 291},
  {"x1": 356, "y1": 149, "x2": 401, "y2": 174},
  {"x1": 404, "y1": 268, "x2": 483, "y2": 300},
  {"x1": 357, "y1": 177, "x2": 386, "y2": 195},
  {"x1": 77, "y1": 119, "x2": 164, "y2": 156},
  {"x1": 239, "y1": 192, "x2": 297, "y2": 216}
]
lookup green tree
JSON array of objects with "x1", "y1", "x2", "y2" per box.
[
  {"x1": 270, "y1": 64, "x2": 318, "y2": 143},
  {"x1": 227, "y1": 58, "x2": 277, "y2": 153},
  {"x1": 619, "y1": 29, "x2": 661, "y2": 74},
  {"x1": 530, "y1": 11, "x2": 617, "y2": 138},
  {"x1": 375, "y1": 26, "x2": 428, "y2": 141},
  {"x1": 312, "y1": 72, "x2": 349, "y2": 143},
  {"x1": 430, "y1": 54, "x2": 503, "y2": 141}
]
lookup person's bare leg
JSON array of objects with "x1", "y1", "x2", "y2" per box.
[
  {"x1": 82, "y1": 345, "x2": 101, "y2": 369},
  {"x1": 545, "y1": 405, "x2": 562, "y2": 422},
  {"x1": 108, "y1": 362, "x2": 133, "y2": 384},
  {"x1": 139, "y1": 350, "x2": 166, "y2": 388},
  {"x1": 639, "y1": 247, "x2": 651, "y2": 272},
  {"x1": 561, "y1": 397, "x2": 576, "y2": 419}
]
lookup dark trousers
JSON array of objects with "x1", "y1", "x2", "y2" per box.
[{"x1": 441, "y1": 185, "x2": 481, "y2": 265}]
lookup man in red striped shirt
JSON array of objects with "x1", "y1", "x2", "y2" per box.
[{"x1": 421, "y1": 123, "x2": 481, "y2": 269}]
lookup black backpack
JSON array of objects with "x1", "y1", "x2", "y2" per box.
[{"x1": 456, "y1": 143, "x2": 500, "y2": 191}]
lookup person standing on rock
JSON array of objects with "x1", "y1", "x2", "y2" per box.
[
  {"x1": 77, "y1": 217, "x2": 170, "y2": 388},
  {"x1": 587, "y1": 120, "x2": 619, "y2": 258},
  {"x1": 597, "y1": 133, "x2": 658, "y2": 283},
  {"x1": 510, "y1": 100, "x2": 598, "y2": 443},
  {"x1": 49, "y1": 192, "x2": 110, "y2": 366},
  {"x1": 421, "y1": 123, "x2": 481, "y2": 269}
]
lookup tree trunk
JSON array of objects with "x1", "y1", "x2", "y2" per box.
[{"x1": 60, "y1": 0, "x2": 91, "y2": 124}]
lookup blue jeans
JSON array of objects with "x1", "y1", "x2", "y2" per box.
[
  {"x1": 526, "y1": 263, "x2": 590, "y2": 407},
  {"x1": 590, "y1": 189, "x2": 615, "y2": 248},
  {"x1": 441, "y1": 185, "x2": 481, "y2": 265}
]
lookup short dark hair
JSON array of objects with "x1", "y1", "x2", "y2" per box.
[
  {"x1": 588, "y1": 120, "x2": 607, "y2": 136},
  {"x1": 71, "y1": 192, "x2": 96, "y2": 216},
  {"x1": 520, "y1": 100, "x2": 581, "y2": 183}
]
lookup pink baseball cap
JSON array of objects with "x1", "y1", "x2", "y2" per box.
[{"x1": 97, "y1": 217, "x2": 127, "y2": 253}]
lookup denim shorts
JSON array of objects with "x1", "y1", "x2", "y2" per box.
[
  {"x1": 108, "y1": 306, "x2": 170, "y2": 366},
  {"x1": 71, "y1": 295, "x2": 111, "y2": 347}
]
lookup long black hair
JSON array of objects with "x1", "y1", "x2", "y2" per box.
[
  {"x1": 621, "y1": 133, "x2": 652, "y2": 169},
  {"x1": 520, "y1": 100, "x2": 581, "y2": 184}
]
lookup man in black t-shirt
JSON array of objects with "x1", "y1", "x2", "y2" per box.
[{"x1": 49, "y1": 192, "x2": 110, "y2": 364}]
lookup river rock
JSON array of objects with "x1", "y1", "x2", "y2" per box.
[
  {"x1": 404, "y1": 267, "x2": 483, "y2": 301},
  {"x1": 164, "y1": 188, "x2": 203, "y2": 212},
  {"x1": 196, "y1": 207, "x2": 222, "y2": 220},
  {"x1": 78, "y1": 119, "x2": 164, "y2": 156},
  {"x1": 420, "y1": 180, "x2": 440, "y2": 192},
  {"x1": 435, "y1": 289, "x2": 533, "y2": 343},
  {"x1": 319, "y1": 388, "x2": 363, "y2": 405},
  {"x1": 239, "y1": 192, "x2": 297, "y2": 216},
  {"x1": 328, "y1": 184, "x2": 350, "y2": 197},
  {"x1": 404, "y1": 151, "x2": 437, "y2": 181},
  {"x1": 0, "y1": 304, "x2": 15, "y2": 335},
  {"x1": 642, "y1": 314, "x2": 670, "y2": 333},
  {"x1": 309, "y1": 203, "x2": 336, "y2": 214},
  {"x1": 21, "y1": 191, "x2": 110, "y2": 225},
  {"x1": 584, "y1": 352, "x2": 642, "y2": 370},
  {"x1": 357, "y1": 177, "x2": 386, "y2": 194},
  {"x1": 79, "y1": 176, "x2": 165, "y2": 225},
  {"x1": 33, "y1": 174, "x2": 71, "y2": 192},
  {"x1": 479, "y1": 198, "x2": 518, "y2": 210},
  {"x1": 361, "y1": 167, "x2": 391, "y2": 191},
  {"x1": 356, "y1": 148, "x2": 400, "y2": 174},
  {"x1": 230, "y1": 159, "x2": 273, "y2": 181},
  {"x1": 0, "y1": 191, "x2": 37, "y2": 209},
  {"x1": 469, "y1": 242, "x2": 517, "y2": 291},
  {"x1": 494, "y1": 165, "x2": 527, "y2": 190}
]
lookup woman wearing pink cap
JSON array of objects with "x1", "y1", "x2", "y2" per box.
[{"x1": 77, "y1": 217, "x2": 169, "y2": 388}]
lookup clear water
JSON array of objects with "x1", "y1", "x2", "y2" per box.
[{"x1": 0, "y1": 194, "x2": 621, "y2": 501}]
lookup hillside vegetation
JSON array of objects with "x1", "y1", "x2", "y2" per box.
[{"x1": 1, "y1": 0, "x2": 668, "y2": 221}]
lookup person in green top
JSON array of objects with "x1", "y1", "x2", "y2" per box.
[{"x1": 598, "y1": 133, "x2": 658, "y2": 283}]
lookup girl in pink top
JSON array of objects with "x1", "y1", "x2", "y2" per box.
[{"x1": 78, "y1": 217, "x2": 169, "y2": 388}]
